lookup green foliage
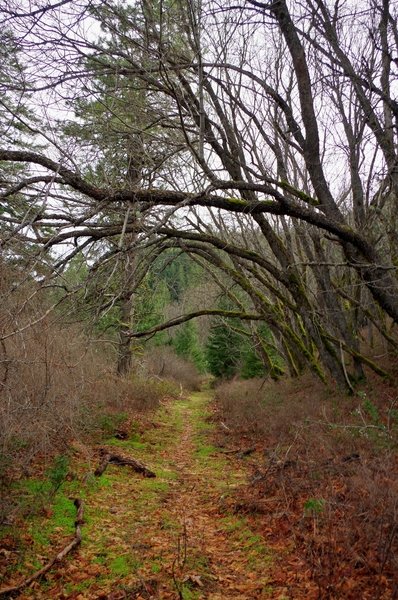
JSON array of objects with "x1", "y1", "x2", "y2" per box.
[
  {"x1": 206, "y1": 319, "x2": 242, "y2": 378},
  {"x1": 304, "y1": 497, "x2": 326, "y2": 516},
  {"x1": 206, "y1": 296, "x2": 284, "y2": 380},
  {"x1": 135, "y1": 276, "x2": 171, "y2": 341},
  {"x1": 362, "y1": 396, "x2": 380, "y2": 424},
  {"x1": 46, "y1": 455, "x2": 70, "y2": 495},
  {"x1": 240, "y1": 341, "x2": 268, "y2": 379},
  {"x1": 154, "y1": 250, "x2": 204, "y2": 303},
  {"x1": 97, "y1": 412, "x2": 128, "y2": 437}
]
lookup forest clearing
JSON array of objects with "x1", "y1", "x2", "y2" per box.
[{"x1": 2, "y1": 0, "x2": 398, "y2": 597}]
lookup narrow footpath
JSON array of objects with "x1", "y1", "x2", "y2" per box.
[{"x1": 9, "y1": 392, "x2": 280, "y2": 599}]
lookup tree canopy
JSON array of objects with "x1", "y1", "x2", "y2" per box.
[{"x1": 1, "y1": 0, "x2": 398, "y2": 387}]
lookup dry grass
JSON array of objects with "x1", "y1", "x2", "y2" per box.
[{"x1": 215, "y1": 374, "x2": 398, "y2": 598}]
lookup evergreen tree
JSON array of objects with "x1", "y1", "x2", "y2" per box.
[
  {"x1": 206, "y1": 319, "x2": 242, "y2": 379},
  {"x1": 173, "y1": 320, "x2": 207, "y2": 372},
  {"x1": 240, "y1": 340, "x2": 268, "y2": 379}
]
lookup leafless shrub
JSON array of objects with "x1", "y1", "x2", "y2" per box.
[
  {"x1": 0, "y1": 271, "x2": 178, "y2": 521},
  {"x1": 84, "y1": 370, "x2": 179, "y2": 417},
  {"x1": 142, "y1": 346, "x2": 203, "y2": 391},
  {"x1": 216, "y1": 375, "x2": 398, "y2": 597}
]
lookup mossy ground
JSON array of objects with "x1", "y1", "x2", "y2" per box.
[{"x1": 1, "y1": 392, "x2": 275, "y2": 599}]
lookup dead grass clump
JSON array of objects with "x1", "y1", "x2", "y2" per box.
[
  {"x1": 214, "y1": 378, "x2": 268, "y2": 433},
  {"x1": 142, "y1": 346, "x2": 203, "y2": 391},
  {"x1": 215, "y1": 375, "x2": 398, "y2": 598}
]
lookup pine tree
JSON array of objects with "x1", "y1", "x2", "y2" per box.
[
  {"x1": 206, "y1": 319, "x2": 242, "y2": 379},
  {"x1": 173, "y1": 320, "x2": 207, "y2": 373}
]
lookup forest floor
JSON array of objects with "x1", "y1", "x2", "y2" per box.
[{"x1": 0, "y1": 391, "x2": 305, "y2": 599}]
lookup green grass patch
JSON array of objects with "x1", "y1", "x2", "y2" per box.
[
  {"x1": 220, "y1": 515, "x2": 272, "y2": 566},
  {"x1": 155, "y1": 467, "x2": 178, "y2": 480},
  {"x1": 160, "y1": 516, "x2": 180, "y2": 531},
  {"x1": 195, "y1": 443, "x2": 218, "y2": 458},
  {"x1": 142, "y1": 479, "x2": 170, "y2": 493},
  {"x1": 150, "y1": 560, "x2": 162, "y2": 574},
  {"x1": 180, "y1": 584, "x2": 202, "y2": 600},
  {"x1": 109, "y1": 555, "x2": 132, "y2": 576},
  {"x1": 64, "y1": 579, "x2": 95, "y2": 594},
  {"x1": 104, "y1": 436, "x2": 148, "y2": 451},
  {"x1": 220, "y1": 516, "x2": 246, "y2": 533}
]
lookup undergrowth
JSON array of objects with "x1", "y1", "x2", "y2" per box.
[{"x1": 215, "y1": 374, "x2": 398, "y2": 598}]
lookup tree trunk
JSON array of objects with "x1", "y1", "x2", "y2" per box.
[{"x1": 117, "y1": 293, "x2": 133, "y2": 376}]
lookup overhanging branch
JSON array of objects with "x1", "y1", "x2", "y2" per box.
[{"x1": 127, "y1": 309, "x2": 264, "y2": 339}]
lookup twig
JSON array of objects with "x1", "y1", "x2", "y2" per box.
[{"x1": 223, "y1": 447, "x2": 255, "y2": 457}]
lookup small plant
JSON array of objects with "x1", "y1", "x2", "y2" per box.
[
  {"x1": 304, "y1": 497, "x2": 325, "y2": 516},
  {"x1": 46, "y1": 454, "x2": 69, "y2": 496},
  {"x1": 97, "y1": 412, "x2": 128, "y2": 437},
  {"x1": 362, "y1": 395, "x2": 380, "y2": 424}
]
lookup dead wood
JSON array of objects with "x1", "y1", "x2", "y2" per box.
[
  {"x1": 95, "y1": 449, "x2": 155, "y2": 478},
  {"x1": 94, "y1": 454, "x2": 111, "y2": 477},
  {"x1": 223, "y1": 447, "x2": 255, "y2": 458},
  {"x1": 220, "y1": 421, "x2": 231, "y2": 432},
  {"x1": 0, "y1": 498, "x2": 84, "y2": 598}
]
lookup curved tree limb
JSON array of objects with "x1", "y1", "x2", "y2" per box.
[{"x1": 127, "y1": 309, "x2": 265, "y2": 339}]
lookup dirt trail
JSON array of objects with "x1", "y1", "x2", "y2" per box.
[{"x1": 8, "y1": 392, "x2": 280, "y2": 599}]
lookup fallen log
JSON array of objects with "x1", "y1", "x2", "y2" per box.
[
  {"x1": 95, "y1": 450, "x2": 156, "y2": 478},
  {"x1": 0, "y1": 498, "x2": 84, "y2": 598}
]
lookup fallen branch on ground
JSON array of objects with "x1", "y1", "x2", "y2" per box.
[
  {"x1": 220, "y1": 421, "x2": 231, "y2": 432},
  {"x1": 95, "y1": 449, "x2": 156, "y2": 478},
  {"x1": 223, "y1": 447, "x2": 256, "y2": 458},
  {"x1": 0, "y1": 499, "x2": 84, "y2": 598}
]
